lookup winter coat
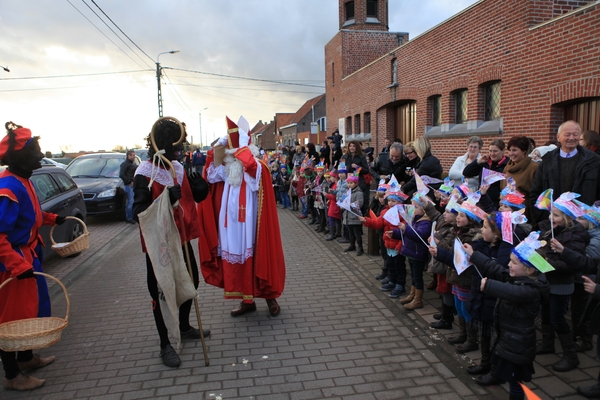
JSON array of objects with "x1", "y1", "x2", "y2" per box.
[
  {"x1": 465, "y1": 237, "x2": 513, "y2": 322},
  {"x1": 471, "y1": 251, "x2": 549, "y2": 366},
  {"x1": 537, "y1": 220, "x2": 589, "y2": 291},
  {"x1": 362, "y1": 206, "x2": 404, "y2": 252},
  {"x1": 343, "y1": 153, "x2": 370, "y2": 192},
  {"x1": 344, "y1": 186, "x2": 364, "y2": 226},
  {"x1": 436, "y1": 226, "x2": 480, "y2": 288},
  {"x1": 500, "y1": 156, "x2": 538, "y2": 222},
  {"x1": 294, "y1": 175, "x2": 307, "y2": 198},
  {"x1": 392, "y1": 214, "x2": 431, "y2": 262},
  {"x1": 462, "y1": 156, "x2": 509, "y2": 207},
  {"x1": 326, "y1": 182, "x2": 342, "y2": 219},
  {"x1": 292, "y1": 151, "x2": 305, "y2": 167},
  {"x1": 423, "y1": 202, "x2": 455, "y2": 275},
  {"x1": 119, "y1": 158, "x2": 137, "y2": 186},
  {"x1": 559, "y1": 248, "x2": 600, "y2": 334},
  {"x1": 280, "y1": 171, "x2": 291, "y2": 192},
  {"x1": 448, "y1": 152, "x2": 481, "y2": 193},
  {"x1": 587, "y1": 228, "x2": 600, "y2": 260},
  {"x1": 402, "y1": 150, "x2": 443, "y2": 195},
  {"x1": 371, "y1": 157, "x2": 409, "y2": 184},
  {"x1": 530, "y1": 145, "x2": 600, "y2": 222}
]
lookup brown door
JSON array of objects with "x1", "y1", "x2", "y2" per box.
[{"x1": 393, "y1": 102, "x2": 417, "y2": 144}]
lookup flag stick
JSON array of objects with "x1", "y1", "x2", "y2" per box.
[
  {"x1": 405, "y1": 222, "x2": 430, "y2": 247},
  {"x1": 472, "y1": 264, "x2": 484, "y2": 279}
]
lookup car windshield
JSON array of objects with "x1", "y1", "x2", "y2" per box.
[{"x1": 67, "y1": 157, "x2": 122, "y2": 178}]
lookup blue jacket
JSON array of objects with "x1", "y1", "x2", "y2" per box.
[{"x1": 392, "y1": 214, "x2": 431, "y2": 262}]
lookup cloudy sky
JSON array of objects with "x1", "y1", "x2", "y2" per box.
[{"x1": 0, "y1": 0, "x2": 478, "y2": 154}]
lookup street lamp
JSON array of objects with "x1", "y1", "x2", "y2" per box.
[
  {"x1": 1, "y1": 65, "x2": 9, "y2": 73},
  {"x1": 199, "y1": 107, "x2": 208, "y2": 149},
  {"x1": 156, "y1": 50, "x2": 179, "y2": 117}
]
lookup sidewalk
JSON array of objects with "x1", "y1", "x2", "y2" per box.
[{"x1": 1, "y1": 208, "x2": 595, "y2": 399}]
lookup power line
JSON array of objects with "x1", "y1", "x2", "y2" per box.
[
  {"x1": 170, "y1": 78, "x2": 324, "y2": 95},
  {"x1": 90, "y1": 0, "x2": 154, "y2": 64},
  {"x1": 0, "y1": 70, "x2": 150, "y2": 81},
  {"x1": 79, "y1": 0, "x2": 153, "y2": 69},
  {"x1": 66, "y1": 0, "x2": 148, "y2": 70},
  {"x1": 166, "y1": 67, "x2": 325, "y2": 88}
]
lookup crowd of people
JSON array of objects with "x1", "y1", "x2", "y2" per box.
[{"x1": 265, "y1": 121, "x2": 600, "y2": 400}]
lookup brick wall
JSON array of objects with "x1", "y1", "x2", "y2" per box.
[
  {"x1": 339, "y1": 0, "x2": 389, "y2": 31},
  {"x1": 325, "y1": 0, "x2": 600, "y2": 170}
]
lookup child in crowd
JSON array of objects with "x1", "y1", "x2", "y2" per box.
[
  {"x1": 325, "y1": 170, "x2": 342, "y2": 241},
  {"x1": 313, "y1": 162, "x2": 328, "y2": 233},
  {"x1": 344, "y1": 171, "x2": 364, "y2": 256},
  {"x1": 270, "y1": 162, "x2": 281, "y2": 203},
  {"x1": 290, "y1": 166, "x2": 300, "y2": 211},
  {"x1": 279, "y1": 165, "x2": 291, "y2": 209},
  {"x1": 389, "y1": 195, "x2": 432, "y2": 309},
  {"x1": 335, "y1": 163, "x2": 350, "y2": 244},
  {"x1": 359, "y1": 189, "x2": 406, "y2": 298},
  {"x1": 464, "y1": 232, "x2": 550, "y2": 400},
  {"x1": 370, "y1": 186, "x2": 390, "y2": 282},
  {"x1": 294, "y1": 167, "x2": 309, "y2": 219},
  {"x1": 536, "y1": 192, "x2": 589, "y2": 373}
]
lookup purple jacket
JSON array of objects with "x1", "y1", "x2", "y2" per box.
[{"x1": 392, "y1": 214, "x2": 432, "y2": 262}]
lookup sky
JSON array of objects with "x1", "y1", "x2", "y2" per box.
[{"x1": 0, "y1": 0, "x2": 478, "y2": 154}]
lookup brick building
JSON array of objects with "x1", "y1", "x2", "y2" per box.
[
  {"x1": 325, "y1": 0, "x2": 600, "y2": 170},
  {"x1": 279, "y1": 94, "x2": 327, "y2": 147}
]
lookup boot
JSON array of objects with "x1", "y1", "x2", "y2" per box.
[
  {"x1": 509, "y1": 395, "x2": 524, "y2": 400},
  {"x1": 3, "y1": 373, "x2": 45, "y2": 391},
  {"x1": 399, "y1": 286, "x2": 415, "y2": 305},
  {"x1": 315, "y1": 226, "x2": 324, "y2": 232},
  {"x1": 356, "y1": 246, "x2": 364, "y2": 256},
  {"x1": 426, "y1": 275, "x2": 437, "y2": 291},
  {"x1": 577, "y1": 370, "x2": 600, "y2": 398},
  {"x1": 456, "y1": 321, "x2": 479, "y2": 353},
  {"x1": 467, "y1": 331, "x2": 491, "y2": 375},
  {"x1": 404, "y1": 289, "x2": 424, "y2": 310},
  {"x1": 536, "y1": 323, "x2": 555, "y2": 354},
  {"x1": 575, "y1": 334, "x2": 594, "y2": 353},
  {"x1": 447, "y1": 317, "x2": 467, "y2": 345},
  {"x1": 308, "y1": 218, "x2": 317, "y2": 225},
  {"x1": 336, "y1": 222, "x2": 342, "y2": 237},
  {"x1": 17, "y1": 354, "x2": 56, "y2": 371},
  {"x1": 325, "y1": 233, "x2": 336, "y2": 241},
  {"x1": 430, "y1": 304, "x2": 454, "y2": 330},
  {"x1": 374, "y1": 271, "x2": 387, "y2": 280},
  {"x1": 553, "y1": 332, "x2": 580, "y2": 372},
  {"x1": 475, "y1": 365, "x2": 505, "y2": 386},
  {"x1": 344, "y1": 244, "x2": 356, "y2": 252}
]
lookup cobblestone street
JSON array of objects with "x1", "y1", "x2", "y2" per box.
[{"x1": 2, "y1": 209, "x2": 596, "y2": 399}]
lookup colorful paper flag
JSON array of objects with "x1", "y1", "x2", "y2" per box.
[
  {"x1": 429, "y1": 221, "x2": 437, "y2": 248},
  {"x1": 497, "y1": 211, "x2": 513, "y2": 245},
  {"x1": 388, "y1": 174, "x2": 401, "y2": 191},
  {"x1": 453, "y1": 238, "x2": 471, "y2": 275},
  {"x1": 421, "y1": 175, "x2": 444, "y2": 185},
  {"x1": 535, "y1": 188, "x2": 553, "y2": 211},
  {"x1": 481, "y1": 168, "x2": 506, "y2": 185},
  {"x1": 383, "y1": 205, "x2": 400, "y2": 226},
  {"x1": 397, "y1": 204, "x2": 415, "y2": 225},
  {"x1": 414, "y1": 172, "x2": 429, "y2": 196},
  {"x1": 350, "y1": 201, "x2": 363, "y2": 216}
]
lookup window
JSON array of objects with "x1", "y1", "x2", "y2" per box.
[
  {"x1": 346, "y1": 116, "x2": 352, "y2": 135},
  {"x1": 367, "y1": 0, "x2": 378, "y2": 17},
  {"x1": 391, "y1": 58, "x2": 398, "y2": 85},
  {"x1": 54, "y1": 172, "x2": 77, "y2": 192},
  {"x1": 317, "y1": 116, "x2": 326, "y2": 133},
  {"x1": 345, "y1": 1, "x2": 355, "y2": 21},
  {"x1": 484, "y1": 81, "x2": 501, "y2": 121},
  {"x1": 364, "y1": 112, "x2": 371, "y2": 134},
  {"x1": 331, "y1": 63, "x2": 335, "y2": 86},
  {"x1": 430, "y1": 96, "x2": 441, "y2": 127},
  {"x1": 31, "y1": 174, "x2": 61, "y2": 203},
  {"x1": 564, "y1": 98, "x2": 600, "y2": 133},
  {"x1": 455, "y1": 89, "x2": 468, "y2": 124},
  {"x1": 354, "y1": 114, "x2": 361, "y2": 134}
]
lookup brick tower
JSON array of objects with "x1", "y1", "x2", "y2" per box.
[{"x1": 338, "y1": 0, "x2": 389, "y2": 31}]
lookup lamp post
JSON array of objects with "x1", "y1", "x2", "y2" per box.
[
  {"x1": 1, "y1": 65, "x2": 9, "y2": 72},
  {"x1": 199, "y1": 107, "x2": 208, "y2": 149},
  {"x1": 156, "y1": 50, "x2": 179, "y2": 117}
]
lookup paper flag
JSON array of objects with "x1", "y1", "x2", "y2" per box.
[
  {"x1": 511, "y1": 209, "x2": 527, "y2": 225},
  {"x1": 414, "y1": 172, "x2": 429, "y2": 196},
  {"x1": 336, "y1": 188, "x2": 352, "y2": 210},
  {"x1": 453, "y1": 238, "x2": 471, "y2": 275},
  {"x1": 369, "y1": 209, "x2": 377, "y2": 220},
  {"x1": 498, "y1": 211, "x2": 513, "y2": 245},
  {"x1": 397, "y1": 204, "x2": 415, "y2": 225},
  {"x1": 535, "y1": 188, "x2": 553, "y2": 211},
  {"x1": 421, "y1": 175, "x2": 444, "y2": 185},
  {"x1": 383, "y1": 205, "x2": 400, "y2": 226},
  {"x1": 350, "y1": 201, "x2": 363, "y2": 216},
  {"x1": 388, "y1": 174, "x2": 400, "y2": 191},
  {"x1": 481, "y1": 168, "x2": 506, "y2": 185},
  {"x1": 429, "y1": 221, "x2": 437, "y2": 248},
  {"x1": 519, "y1": 383, "x2": 541, "y2": 400}
]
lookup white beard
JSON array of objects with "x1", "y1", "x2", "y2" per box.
[{"x1": 224, "y1": 151, "x2": 244, "y2": 187}]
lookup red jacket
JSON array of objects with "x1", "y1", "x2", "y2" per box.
[
  {"x1": 326, "y1": 182, "x2": 341, "y2": 219},
  {"x1": 362, "y1": 206, "x2": 404, "y2": 252},
  {"x1": 294, "y1": 176, "x2": 307, "y2": 198}
]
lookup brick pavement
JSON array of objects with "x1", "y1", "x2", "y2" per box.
[{"x1": 2, "y1": 209, "x2": 597, "y2": 399}]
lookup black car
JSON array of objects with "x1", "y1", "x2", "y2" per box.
[
  {"x1": 30, "y1": 166, "x2": 87, "y2": 259},
  {"x1": 66, "y1": 153, "x2": 127, "y2": 219}
]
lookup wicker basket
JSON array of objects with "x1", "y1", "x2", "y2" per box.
[
  {"x1": 0, "y1": 272, "x2": 70, "y2": 351},
  {"x1": 50, "y1": 216, "x2": 89, "y2": 258}
]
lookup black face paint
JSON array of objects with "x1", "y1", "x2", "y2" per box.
[{"x1": 7, "y1": 140, "x2": 44, "y2": 178}]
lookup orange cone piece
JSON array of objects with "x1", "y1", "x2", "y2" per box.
[{"x1": 519, "y1": 382, "x2": 541, "y2": 400}]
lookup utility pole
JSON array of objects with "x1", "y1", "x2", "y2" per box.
[{"x1": 155, "y1": 50, "x2": 179, "y2": 117}]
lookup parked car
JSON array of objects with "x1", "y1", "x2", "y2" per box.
[
  {"x1": 29, "y1": 166, "x2": 87, "y2": 259},
  {"x1": 42, "y1": 158, "x2": 67, "y2": 169},
  {"x1": 133, "y1": 148, "x2": 149, "y2": 162},
  {"x1": 65, "y1": 153, "x2": 126, "y2": 219}
]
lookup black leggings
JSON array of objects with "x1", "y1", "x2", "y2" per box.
[
  {"x1": 0, "y1": 350, "x2": 34, "y2": 380},
  {"x1": 146, "y1": 242, "x2": 199, "y2": 349}
]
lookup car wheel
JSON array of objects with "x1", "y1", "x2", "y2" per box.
[{"x1": 67, "y1": 217, "x2": 85, "y2": 258}]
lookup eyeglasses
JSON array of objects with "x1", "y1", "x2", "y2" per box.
[{"x1": 405, "y1": 151, "x2": 415, "y2": 155}]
